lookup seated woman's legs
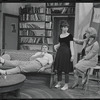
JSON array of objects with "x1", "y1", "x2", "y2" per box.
[{"x1": 71, "y1": 69, "x2": 80, "y2": 88}]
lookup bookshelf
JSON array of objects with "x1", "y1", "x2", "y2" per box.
[
  {"x1": 46, "y1": 3, "x2": 75, "y2": 16},
  {"x1": 18, "y1": 3, "x2": 75, "y2": 52},
  {"x1": 19, "y1": 4, "x2": 46, "y2": 51}
]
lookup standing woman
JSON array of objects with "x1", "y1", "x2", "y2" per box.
[{"x1": 54, "y1": 20, "x2": 74, "y2": 90}]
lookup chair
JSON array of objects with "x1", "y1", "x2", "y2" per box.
[{"x1": 83, "y1": 65, "x2": 100, "y2": 94}]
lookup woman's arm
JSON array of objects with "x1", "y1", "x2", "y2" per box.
[
  {"x1": 70, "y1": 41, "x2": 74, "y2": 61},
  {"x1": 73, "y1": 38, "x2": 84, "y2": 45},
  {"x1": 54, "y1": 43, "x2": 60, "y2": 51},
  {"x1": 83, "y1": 42, "x2": 99, "y2": 60}
]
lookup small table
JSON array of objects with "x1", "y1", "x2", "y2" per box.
[{"x1": 0, "y1": 74, "x2": 26, "y2": 99}]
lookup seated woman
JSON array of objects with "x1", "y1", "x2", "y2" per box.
[
  {"x1": 71, "y1": 27, "x2": 99, "y2": 89},
  {"x1": 0, "y1": 43, "x2": 53, "y2": 75}
]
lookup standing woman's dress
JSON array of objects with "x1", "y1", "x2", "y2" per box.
[{"x1": 54, "y1": 34, "x2": 73, "y2": 74}]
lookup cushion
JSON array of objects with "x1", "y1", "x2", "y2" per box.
[{"x1": 2, "y1": 54, "x2": 11, "y2": 60}]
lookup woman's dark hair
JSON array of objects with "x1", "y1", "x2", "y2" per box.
[{"x1": 60, "y1": 20, "x2": 69, "y2": 28}]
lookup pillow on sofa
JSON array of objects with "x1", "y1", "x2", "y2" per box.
[
  {"x1": 0, "y1": 54, "x2": 11, "y2": 69},
  {"x1": 2, "y1": 54, "x2": 11, "y2": 60}
]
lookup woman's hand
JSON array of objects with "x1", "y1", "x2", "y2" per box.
[
  {"x1": 54, "y1": 45, "x2": 57, "y2": 52},
  {"x1": 70, "y1": 55, "x2": 74, "y2": 62}
]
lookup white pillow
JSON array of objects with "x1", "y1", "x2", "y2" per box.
[{"x1": 2, "y1": 54, "x2": 11, "y2": 60}]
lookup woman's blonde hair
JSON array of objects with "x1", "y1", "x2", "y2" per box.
[{"x1": 85, "y1": 27, "x2": 97, "y2": 39}]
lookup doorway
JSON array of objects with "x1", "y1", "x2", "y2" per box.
[
  {"x1": 53, "y1": 16, "x2": 75, "y2": 45},
  {"x1": 3, "y1": 13, "x2": 19, "y2": 50}
]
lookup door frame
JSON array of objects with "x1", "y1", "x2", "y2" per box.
[{"x1": 2, "y1": 13, "x2": 19, "y2": 49}]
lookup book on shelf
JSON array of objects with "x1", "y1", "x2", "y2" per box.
[
  {"x1": 46, "y1": 22, "x2": 52, "y2": 29},
  {"x1": 61, "y1": 7, "x2": 67, "y2": 14},
  {"x1": 28, "y1": 37, "x2": 33, "y2": 43},
  {"x1": 19, "y1": 30, "x2": 30, "y2": 36},
  {"x1": 26, "y1": 23, "x2": 40, "y2": 29},
  {"x1": 47, "y1": 38, "x2": 53, "y2": 44},
  {"x1": 39, "y1": 6, "x2": 45, "y2": 13},
  {"x1": 38, "y1": 14, "x2": 45, "y2": 21},
  {"x1": 29, "y1": 30, "x2": 35, "y2": 36},
  {"x1": 36, "y1": 37, "x2": 41, "y2": 43},
  {"x1": 46, "y1": 30, "x2": 52, "y2": 37},
  {"x1": 46, "y1": 16, "x2": 51, "y2": 21},
  {"x1": 46, "y1": 8, "x2": 51, "y2": 14},
  {"x1": 20, "y1": 45, "x2": 30, "y2": 50},
  {"x1": 33, "y1": 37, "x2": 37, "y2": 43},
  {"x1": 32, "y1": 23, "x2": 41, "y2": 29}
]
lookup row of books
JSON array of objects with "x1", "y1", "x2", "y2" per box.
[
  {"x1": 20, "y1": 37, "x2": 44, "y2": 44},
  {"x1": 46, "y1": 3, "x2": 75, "y2": 6},
  {"x1": 20, "y1": 45, "x2": 41, "y2": 50},
  {"x1": 51, "y1": 7, "x2": 75, "y2": 14},
  {"x1": 19, "y1": 30, "x2": 34, "y2": 36},
  {"x1": 19, "y1": 5, "x2": 45, "y2": 15},
  {"x1": 20, "y1": 37, "x2": 53, "y2": 44},
  {"x1": 19, "y1": 22, "x2": 45, "y2": 29},
  {"x1": 19, "y1": 22, "x2": 52, "y2": 29},
  {"x1": 20, "y1": 13, "x2": 45, "y2": 21},
  {"x1": 19, "y1": 30, "x2": 45, "y2": 36}
]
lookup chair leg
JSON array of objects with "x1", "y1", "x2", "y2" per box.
[
  {"x1": 83, "y1": 69, "x2": 90, "y2": 94},
  {"x1": 96, "y1": 71, "x2": 100, "y2": 91},
  {"x1": 50, "y1": 74, "x2": 54, "y2": 88}
]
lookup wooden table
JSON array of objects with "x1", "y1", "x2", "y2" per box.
[{"x1": 0, "y1": 74, "x2": 26, "y2": 99}]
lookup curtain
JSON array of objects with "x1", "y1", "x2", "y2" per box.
[{"x1": 90, "y1": 4, "x2": 100, "y2": 55}]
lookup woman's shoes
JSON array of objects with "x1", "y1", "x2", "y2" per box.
[
  {"x1": 70, "y1": 83, "x2": 79, "y2": 89},
  {"x1": 61, "y1": 84, "x2": 68, "y2": 90},
  {"x1": 55, "y1": 83, "x2": 68, "y2": 90},
  {"x1": 55, "y1": 83, "x2": 61, "y2": 88}
]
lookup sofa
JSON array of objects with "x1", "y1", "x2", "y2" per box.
[{"x1": 0, "y1": 49, "x2": 55, "y2": 88}]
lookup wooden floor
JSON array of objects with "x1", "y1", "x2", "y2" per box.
[{"x1": 2, "y1": 73, "x2": 100, "y2": 99}]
